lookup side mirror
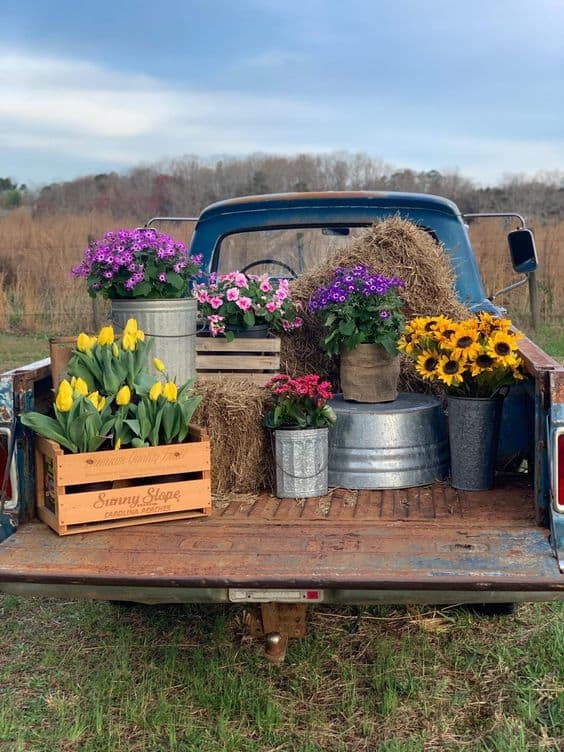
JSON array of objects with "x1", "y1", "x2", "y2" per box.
[{"x1": 508, "y1": 228, "x2": 538, "y2": 274}]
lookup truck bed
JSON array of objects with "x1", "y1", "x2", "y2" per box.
[{"x1": 0, "y1": 478, "x2": 562, "y2": 597}]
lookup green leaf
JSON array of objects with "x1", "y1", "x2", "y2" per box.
[
  {"x1": 132, "y1": 281, "x2": 152, "y2": 297},
  {"x1": 19, "y1": 413, "x2": 78, "y2": 453},
  {"x1": 243, "y1": 310, "x2": 256, "y2": 327},
  {"x1": 166, "y1": 271, "x2": 185, "y2": 290},
  {"x1": 339, "y1": 320, "x2": 356, "y2": 336}
]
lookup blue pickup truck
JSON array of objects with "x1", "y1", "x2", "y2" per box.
[{"x1": 0, "y1": 191, "x2": 562, "y2": 638}]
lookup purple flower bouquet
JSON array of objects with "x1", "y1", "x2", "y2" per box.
[
  {"x1": 308, "y1": 265, "x2": 405, "y2": 355},
  {"x1": 72, "y1": 228, "x2": 203, "y2": 299}
]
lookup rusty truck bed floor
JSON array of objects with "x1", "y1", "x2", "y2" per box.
[{"x1": 0, "y1": 479, "x2": 562, "y2": 591}]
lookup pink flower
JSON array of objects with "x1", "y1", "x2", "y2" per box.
[
  {"x1": 260, "y1": 280, "x2": 272, "y2": 293},
  {"x1": 226, "y1": 287, "x2": 239, "y2": 301},
  {"x1": 293, "y1": 316, "x2": 303, "y2": 328},
  {"x1": 236, "y1": 296, "x2": 252, "y2": 311},
  {"x1": 275, "y1": 288, "x2": 288, "y2": 302},
  {"x1": 209, "y1": 296, "x2": 223, "y2": 309},
  {"x1": 196, "y1": 289, "x2": 210, "y2": 303},
  {"x1": 234, "y1": 273, "x2": 249, "y2": 288},
  {"x1": 266, "y1": 301, "x2": 279, "y2": 313},
  {"x1": 208, "y1": 314, "x2": 224, "y2": 323}
]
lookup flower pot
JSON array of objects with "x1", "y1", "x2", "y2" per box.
[
  {"x1": 340, "y1": 344, "x2": 400, "y2": 403},
  {"x1": 447, "y1": 395, "x2": 505, "y2": 491},
  {"x1": 225, "y1": 323, "x2": 270, "y2": 339},
  {"x1": 111, "y1": 298, "x2": 197, "y2": 383},
  {"x1": 274, "y1": 427, "x2": 329, "y2": 499}
]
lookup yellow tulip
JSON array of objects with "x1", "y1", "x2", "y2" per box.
[
  {"x1": 116, "y1": 385, "x2": 131, "y2": 406},
  {"x1": 163, "y1": 381, "x2": 177, "y2": 403},
  {"x1": 97, "y1": 396, "x2": 106, "y2": 411},
  {"x1": 124, "y1": 318, "x2": 138, "y2": 337},
  {"x1": 136, "y1": 329, "x2": 145, "y2": 342},
  {"x1": 115, "y1": 438, "x2": 122, "y2": 451},
  {"x1": 149, "y1": 381, "x2": 163, "y2": 401},
  {"x1": 87, "y1": 391, "x2": 100, "y2": 409},
  {"x1": 55, "y1": 380, "x2": 74, "y2": 412},
  {"x1": 98, "y1": 325, "x2": 115, "y2": 346},
  {"x1": 112, "y1": 343, "x2": 119, "y2": 357},
  {"x1": 73, "y1": 377, "x2": 88, "y2": 396},
  {"x1": 153, "y1": 357, "x2": 166, "y2": 373},
  {"x1": 122, "y1": 332, "x2": 136, "y2": 351},
  {"x1": 76, "y1": 332, "x2": 94, "y2": 352}
]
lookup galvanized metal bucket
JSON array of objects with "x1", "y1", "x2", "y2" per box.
[
  {"x1": 447, "y1": 395, "x2": 504, "y2": 491},
  {"x1": 274, "y1": 427, "x2": 329, "y2": 499},
  {"x1": 111, "y1": 298, "x2": 197, "y2": 384}
]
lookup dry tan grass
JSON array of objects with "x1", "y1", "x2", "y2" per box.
[
  {"x1": 0, "y1": 209, "x2": 562, "y2": 336},
  {"x1": 468, "y1": 218, "x2": 564, "y2": 321}
]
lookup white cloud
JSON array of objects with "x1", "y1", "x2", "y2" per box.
[{"x1": 0, "y1": 49, "x2": 331, "y2": 173}]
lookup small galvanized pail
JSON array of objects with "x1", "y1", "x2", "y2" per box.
[
  {"x1": 274, "y1": 427, "x2": 329, "y2": 499},
  {"x1": 111, "y1": 298, "x2": 197, "y2": 384},
  {"x1": 447, "y1": 395, "x2": 505, "y2": 491}
]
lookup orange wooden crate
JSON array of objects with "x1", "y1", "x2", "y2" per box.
[{"x1": 34, "y1": 425, "x2": 211, "y2": 535}]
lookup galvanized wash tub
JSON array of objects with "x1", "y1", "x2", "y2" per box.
[
  {"x1": 328, "y1": 393, "x2": 449, "y2": 489},
  {"x1": 111, "y1": 298, "x2": 197, "y2": 384}
]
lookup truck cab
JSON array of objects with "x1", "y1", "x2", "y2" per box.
[{"x1": 1, "y1": 191, "x2": 563, "y2": 614}]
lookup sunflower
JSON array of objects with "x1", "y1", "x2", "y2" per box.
[
  {"x1": 477, "y1": 311, "x2": 513, "y2": 336},
  {"x1": 398, "y1": 329, "x2": 422, "y2": 355},
  {"x1": 468, "y1": 350, "x2": 497, "y2": 377},
  {"x1": 450, "y1": 324, "x2": 482, "y2": 360},
  {"x1": 415, "y1": 350, "x2": 440, "y2": 381},
  {"x1": 437, "y1": 354, "x2": 466, "y2": 386},
  {"x1": 486, "y1": 331, "x2": 520, "y2": 366},
  {"x1": 408, "y1": 316, "x2": 435, "y2": 335}
]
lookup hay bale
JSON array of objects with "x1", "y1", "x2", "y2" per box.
[
  {"x1": 193, "y1": 377, "x2": 273, "y2": 495},
  {"x1": 282, "y1": 216, "x2": 469, "y2": 387}
]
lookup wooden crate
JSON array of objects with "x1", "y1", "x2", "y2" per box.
[
  {"x1": 196, "y1": 337, "x2": 281, "y2": 386},
  {"x1": 34, "y1": 425, "x2": 211, "y2": 535}
]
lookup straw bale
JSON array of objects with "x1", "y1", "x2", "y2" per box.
[
  {"x1": 282, "y1": 216, "x2": 469, "y2": 387},
  {"x1": 193, "y1": 377, "x2": 273, "y2": 496}
]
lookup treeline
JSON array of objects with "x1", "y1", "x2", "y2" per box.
[{"x1": 21, "y1": 153, "x2": 564, "y2": 221}]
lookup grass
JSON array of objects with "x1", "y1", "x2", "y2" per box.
[
  {"x1": 0, "y1": 332, "x2": 50, "y2": 372},
  {"x1": 0, "y1": 597, "x2": 562, "y2": 751},
  {"x1": 0, "y1": 322, "x2": 563, "y2": 751}
]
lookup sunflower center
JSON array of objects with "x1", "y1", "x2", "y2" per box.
[
  {"x1": 476, "y1": 354, "x2": 494, "y2": 368},
  {"x1": 494, "y1": 342, "x2": 511, "y2": 356},
  {"x1": 424, "y1": 357, "x2": 438, "y2": 371},
  {"x1": 443, "y1": 329, "x2": 455, "y2": 339},
  {"x1": 444, "y1": 360, "x2": 460, "y2": 374},
  {"x1": 456, "y1": 335, "x2": 473, "y2": 348},
  {"x1": 424, "y1": 320, "x2": 437, "y2": 331}
]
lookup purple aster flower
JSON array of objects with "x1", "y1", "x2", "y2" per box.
[{"x1": 379, "y1": 310, "x2": 391, "y2": 319}]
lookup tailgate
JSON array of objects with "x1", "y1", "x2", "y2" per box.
[{"x1": 0, "y1": 481, "x2": 562, "y2": 596}]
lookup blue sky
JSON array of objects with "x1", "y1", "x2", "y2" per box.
[{"x1": 1, "y1": 0, "x2": 563, "y2": 187}]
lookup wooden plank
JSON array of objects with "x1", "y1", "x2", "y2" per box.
[
  {"x1": 196, "y1": 338, "x2": 280, "y2": 353},
  {"x1": 46, "y1": 442, "x2": 211, "y2": 485},
  {"x1": 197, "y1": 373, "x2": 275, "y2": 385},
  {"x1": 196, "y1": 355, "x2": 280, "y2": 370},
  {"x1": 57, "y1": 478, "x2": 211, "y2": 526}
]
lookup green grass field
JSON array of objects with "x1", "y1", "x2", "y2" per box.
[{"x1": 0, "y1": 324, "x2": 563, "y2": 751}]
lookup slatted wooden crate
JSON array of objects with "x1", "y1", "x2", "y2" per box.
[
  {"x1": 195, "y1": 337, "x2": 281, "y2": 385},
  {"x1": 34, "y1": 425, "x2": 211, "y2": 535}
]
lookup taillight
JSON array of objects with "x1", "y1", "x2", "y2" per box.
[{"x1": 558, "y1": 432, "x2": 564, "y2": 511}]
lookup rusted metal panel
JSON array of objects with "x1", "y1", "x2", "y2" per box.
[
  {"x1": 518, "y1": 336, "x2": 563, "y2": 377},
  {"x1": 0, "y1": 478, "x2": 560, "y2": 591}
]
